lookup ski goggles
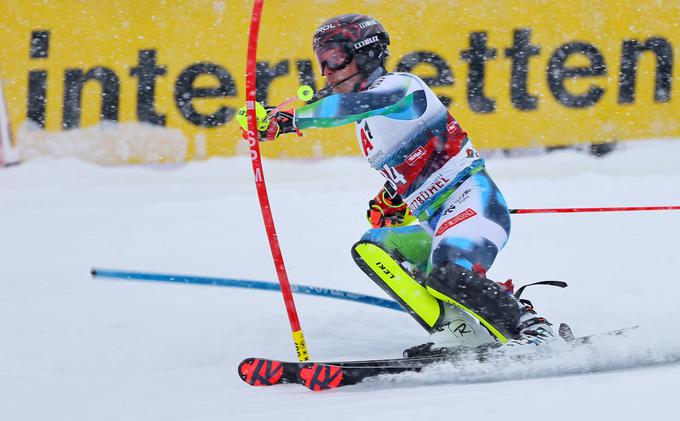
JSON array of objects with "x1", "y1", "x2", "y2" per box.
[{"x1": 314, "y1": 43, "x2": 353, "y2": 74}]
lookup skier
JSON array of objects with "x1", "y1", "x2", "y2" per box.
[{"x1": 251, "y1": 14, "x2": 555, "y2": 356}]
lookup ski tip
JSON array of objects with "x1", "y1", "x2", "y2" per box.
[
  {"x1": 238, "y1": 358, "x2": 284, "y2": 386},
  {"x1": 298, "y1": 363, "x2": 344, "y2": 391}
]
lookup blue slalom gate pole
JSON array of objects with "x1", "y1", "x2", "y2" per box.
[{"x1": 91, "y1": 268, "x2": 404, "y2": 312}]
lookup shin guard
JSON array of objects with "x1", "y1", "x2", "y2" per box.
[{"x1": 351, "y1": 241, "x2": 443, "y2": 333}]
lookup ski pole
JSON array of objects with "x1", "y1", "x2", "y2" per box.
[
  {"x1": 244, "y1": 0, "x2": 310, "y2": 362},
  {"x1": 265, "y1": 85, "x2": 314, "y2": 120},
  {"x1": 510, "y1": 205, "x2": 680, "y2": 214},
  {"x1": 235, "y1": 86, "x2": 313, "y2": 134}
]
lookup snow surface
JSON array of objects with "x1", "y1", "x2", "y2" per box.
[{"x1": 2, "y1": 140, "x2": 680, "y2": 420}]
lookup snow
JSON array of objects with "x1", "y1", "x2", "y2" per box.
[{"x1": 2, "y1": 139, "x2": 680, "y2": 420}]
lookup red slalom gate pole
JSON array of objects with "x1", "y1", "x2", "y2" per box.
[
  {"x1": 510, "y1": 206, "x2": 680, "y2": 214},
  {"x1": 244, "y1": 0, "x2": 309, "y2": 361}
]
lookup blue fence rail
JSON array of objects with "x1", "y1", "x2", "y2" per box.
[{"x1": 91, "y1": 268, "x2": 404, "y2": 312}]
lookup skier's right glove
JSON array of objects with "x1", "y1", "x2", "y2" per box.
[
  {"x1": 236, "y1": 103, "x2": 300, "y2": 142},
  {"x1": 259, "y1": 106, "x2": 299, "y2": 141},
  {"x1": 367, "y1": 189, "x2": 416, "y2": 228}
]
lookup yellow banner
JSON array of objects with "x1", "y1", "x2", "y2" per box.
[{"x1": 1, "y1": 0, "x2": 678, "y2": 162}]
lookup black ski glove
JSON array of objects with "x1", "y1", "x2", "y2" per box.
[{"x1": 259, "y1": 107, "x2": 298, "y2": 141}]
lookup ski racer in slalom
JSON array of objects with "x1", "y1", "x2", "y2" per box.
[{"x1": 249, "y1": 14, "x2": 557, "y2": 356}]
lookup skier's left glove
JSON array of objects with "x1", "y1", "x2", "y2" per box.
[{"x1": 367, "y1": 189, "x2": 416, "y2": 228}]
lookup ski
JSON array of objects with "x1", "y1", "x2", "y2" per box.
[
  {"x1": 238, "y1": 325, "x2": 637, "y2": 390},
  {"x1": 238, "y1": 351, "x2": 459, "y2": 387},
  {"x1": 237, "y1": 352, "x2": 454, "y2": 386},
  {"x1": 297, "y1": 325, "x2": 639, "y2": 390},
  {"x1": 297, "y1": 359, "x2": 441, "y2": 391},
  {"x1": 237, "y1": 342, "x2": 496, "y2": 387}
]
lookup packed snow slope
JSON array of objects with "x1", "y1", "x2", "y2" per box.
[{"x1": 2, "y1": 140, "x2": 679, "y2": 420}]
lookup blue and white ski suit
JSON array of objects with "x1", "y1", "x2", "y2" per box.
[{"x1": 295, "y1": 69, "x2": 511, "y2": 275}]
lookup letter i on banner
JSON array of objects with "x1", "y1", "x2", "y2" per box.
[{"x1": 0, "y1": 79, "x2": 20, "y2": 167}]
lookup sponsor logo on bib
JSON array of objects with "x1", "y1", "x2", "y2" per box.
[{"x1": 436, "y1": 208, "x2": 477, "y2": 236}]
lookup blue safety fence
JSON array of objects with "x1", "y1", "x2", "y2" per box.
[{"x1": 91, "y1": 268, "x2": 404, "y2": 312}]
